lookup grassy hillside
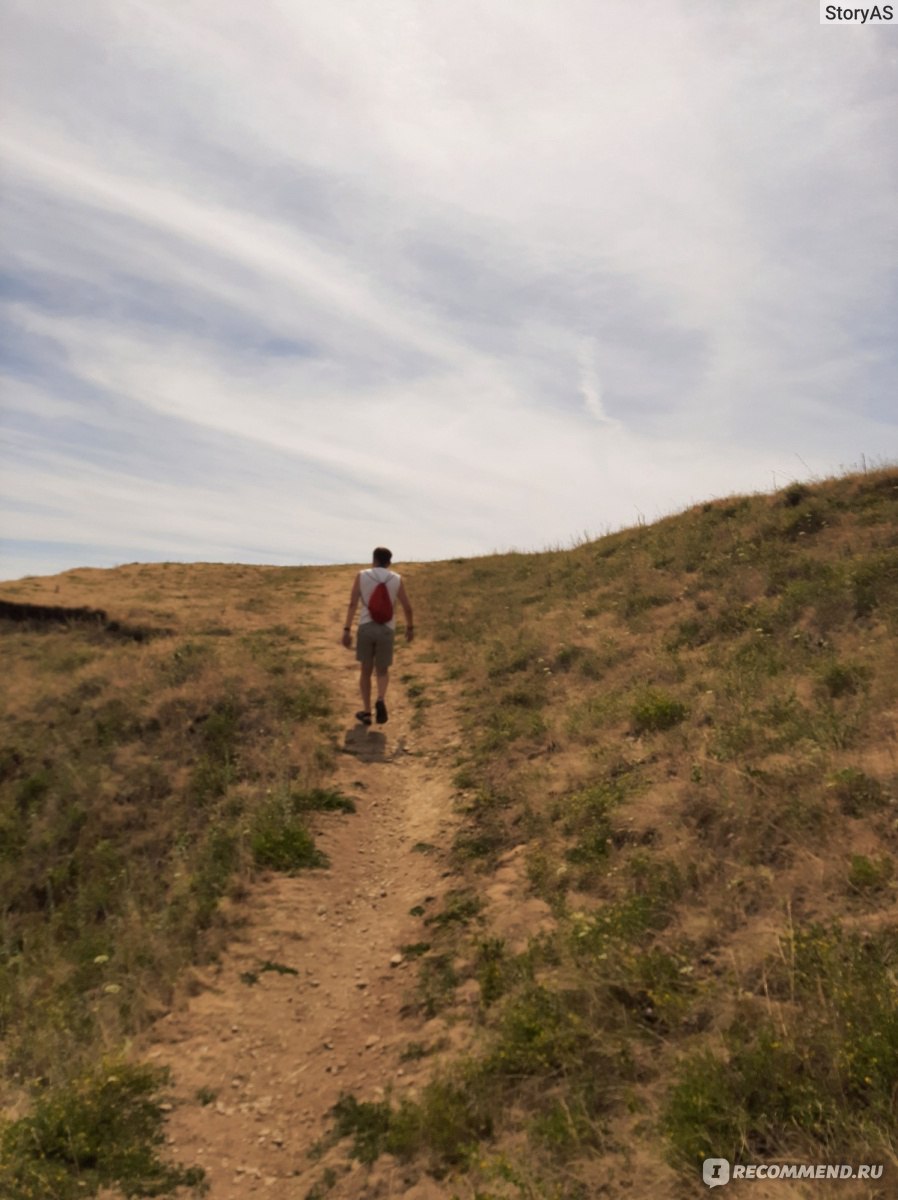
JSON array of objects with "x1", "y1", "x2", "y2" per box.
[
  {"x1": 1, "y1": 468, "x2": 897, "y2": 1199},
  {"x1": 336, "y1": 468, "x2": 898, "y2": 1197},
  {"x1": 0, "y1": 564, "x2": 339, "y2": 1197}
]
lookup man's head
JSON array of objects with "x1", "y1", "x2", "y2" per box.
[{"x1": 372, "y1": 547, "x2": 392, "y2": 568}]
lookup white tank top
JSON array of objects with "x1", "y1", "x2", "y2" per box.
[{"x1": 358, "y1": 568, "x2": 401, "y2": 629}]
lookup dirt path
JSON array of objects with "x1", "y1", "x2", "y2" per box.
[{"x1": 137, "y1": 570, "x2": 464, "y2": 1199}]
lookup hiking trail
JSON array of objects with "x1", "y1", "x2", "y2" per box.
[{"x1": 136, "y1": 569, "x2": 465, "y2": 1199}]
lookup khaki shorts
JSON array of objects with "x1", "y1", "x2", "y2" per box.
[{"x1": 356, "y1": 622, "x2": 395, "y2": 670}]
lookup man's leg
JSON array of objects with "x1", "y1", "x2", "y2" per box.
[
  {"x1": 359, "y1": 661, "x2": 374, "y2": 711},
  {"x1": 374, "y1": 629, "x2": 394, "y2": 724},
  {"x1": 374, "y1": 668, "x2": 389, "y2": 723}
]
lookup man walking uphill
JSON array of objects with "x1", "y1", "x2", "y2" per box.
[{"x1": 341, "y1": 547, "x2": 414, "y2": 725}]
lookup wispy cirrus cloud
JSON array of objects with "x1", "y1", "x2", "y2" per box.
[{"x1": 1, "y1": 0, "x2": 896, "y2": 580}]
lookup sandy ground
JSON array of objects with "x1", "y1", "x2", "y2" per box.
[{"x1": 136, "y1": 570, "x2": 465, "y2": 1199}]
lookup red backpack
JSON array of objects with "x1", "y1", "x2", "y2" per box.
[{"x1": 367, "y1": 575, "x2": 394, "y2": 624}]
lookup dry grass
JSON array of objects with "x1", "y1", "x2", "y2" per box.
[
  {"x1": 3, "y1": 469, "x2": 898, "y2": 1198},
  {"x1": 0, "y1": 564, "x2": 340, "y2": 1195},
  {"x1": 399, "y1": 466, "x2": 898, "y2": 1197}
]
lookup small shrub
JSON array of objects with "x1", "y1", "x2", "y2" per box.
[
  {"x1": 416, "y1": 954, "x2": 459, "y2": 1017},
  {"x1": 0, "y1": 1060, "x2": 205, "y2": 1199},
  {"x1": 454, "y1": 828, "x2": 506, "y2": 863},
  {"x1": 782, "y1": 505, "x2": 829, "y2": 540},
  {"x1": 188, "y1": 755, "x2": 235, "y2": 805},
  {"x1": 819, "y1": 660, "x2": 869, "y2": 698},
  {"x1": 847, "y1": 854, "x2": 893, "y2": 894},
  {"x1": 476, "y1": 938, "x2": 512, "y2": 1008},
  {"x1": 851, "y1": 551, "x2": 898, "y2": 619},
  {"x1": 292, "y1": 787, "x2": 355, "y2": 814},
  {"x1": 15, "y1": 770, "x2": 51, "y2": 812},
  {"x1": 330, "y1": 1094, "x2": 392, "y2": 1165},
  {"x1": 425, "y1": 889, "x2": 483, "y2": 928},
  {"x1": 305, "y1": 1166, "x2": 339, "y2": 1198},
  {"x1": 630, "y1": 689, "x2": 688, "y2": 734},
  {"x1": 399, "y1": 941, "x2": 431, "y2": 958},
  {"x1": 250, "y1": 798, "x2": 327, "y2": 871},
  {"x1": 191, "y1": 826, "x2": 240, "y2": 927},
  {"x1": 829, "y1": 769, "x2": 888, "y2": 816},
  {"x1": 782, "y1": 481, "x2": 811, "y2": 507},
  {"x1": 666, "y1": 618, "x2": 709, "y2": 650},
  {"x1": 330, "y1": 1079, "x2": 494, "y2": 1168},
  {"x1": 554, "y1": 643, "x2": 587, "y2": 672}
]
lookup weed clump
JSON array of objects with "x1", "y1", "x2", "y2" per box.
[
  {"x1": 250, "y1": 795, "x2": 327, "y2": 871},
  {"x1": 630, "y1": 688, "x2": 688, "y2": 734},
  {"x1": 846, "y1": 853, "x2": 894, "y2": 894},
  {"x1": 0, "y1": 1061, "x2": 205, "y2": 1199},
  {"x1": 829, "y1": 768, "x2": 889, "y2": 816},
  {"x1": 330, "y1": 1080, "x2": 494, "y2": 1169}
]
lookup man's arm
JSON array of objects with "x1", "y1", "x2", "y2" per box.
[
  {"x1": 397, "y1": 581, "x2": 414, "y2": 642},
  {"x1": 341, "y1": 576, "x2": 361, "y2": 647}
]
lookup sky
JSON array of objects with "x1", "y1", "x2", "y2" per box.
[{"x1": 1, "y1": 0, "x2": 896, "y2": 581}]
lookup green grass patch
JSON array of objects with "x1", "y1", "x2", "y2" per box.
[
  {"x1": 846, "y1": 853, "x2": 894, "y2": 894},
  {"x1": 0, "y1": 1060, "x2": 205, "y2": 1199},
  {"x1": 829, "y1": 768, "x2": 889, "y2": 816},
  {"x1": 250, "y1": 795, "x2": 328, "y2": 871},
  {"x1": 629, "y1": 688, "x2": 688, "y2": 734},
  {"x1": 291, "y1": 787, "x2": 355, "y2": 814},
  {"x1": 424, "y1": 889, "x2": 484, "y2": 928},
  {"x1": 665, "y1": 922, "x2": 898, "y2": 1167},
  {"x1": 330, "y1": 1079, "x2": 494, "y2": 1169}
]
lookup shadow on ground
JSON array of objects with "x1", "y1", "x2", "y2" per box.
[{"x1": 342, "y1": 726, "x2": 389, "y2": 762}]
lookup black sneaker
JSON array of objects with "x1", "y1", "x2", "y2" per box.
[
  {"x1": 375, "y1": 699, "x2": 388, "y2": 725},
  {"x1": 355, "y1": 710, "x2": 372, "y2": 725}
]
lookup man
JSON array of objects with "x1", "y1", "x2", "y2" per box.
[{"x1": 341, "y1": 547, "x2": 414, "y2": 725}]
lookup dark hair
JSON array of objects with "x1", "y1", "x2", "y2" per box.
[{"x1": 372, "y1": 547, "x2": 392, "y2": 567}]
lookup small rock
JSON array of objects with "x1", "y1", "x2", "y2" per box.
[
  {"x1": 355, "y1": 980, "x2": 368, "y2": 989},
  {"x1": 365, "y1": 1035, "x2": 380, "y2": 1049},
  {"x1": 390, "y1": 954, "x2": 403, "y2": 967}
]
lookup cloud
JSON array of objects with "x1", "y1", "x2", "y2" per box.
[{"x1": 1, "y1": 0, "x2": 896, "y2": 580}]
